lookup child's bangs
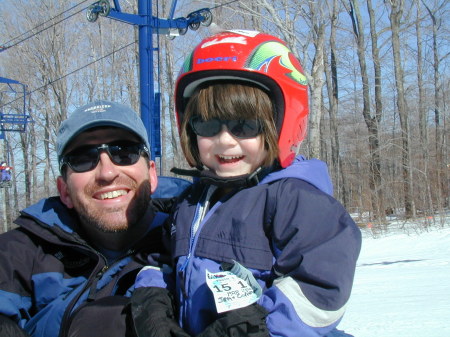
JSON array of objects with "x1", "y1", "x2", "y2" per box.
[{"x1": 196, "y1": 83, "x2": 263, "y2": 120}]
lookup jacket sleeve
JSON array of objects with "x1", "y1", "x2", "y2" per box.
[
  {"x1": 259, "y1": 179, "x2": 362, "y2": 337},
  {"x1": 0, "y1": 229, "x2": 35, "y2": 330},
  {"x1": 132, "y1": 218, "x2": 185, "y2": 337},
  {"x1": 134, "y1": 213, "x2": 175, "y2": 291}
]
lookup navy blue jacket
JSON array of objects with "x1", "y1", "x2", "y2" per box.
[
  {"x1": 0, "y1": 196, "x2": 167, "y2": 337},
  {"x1": 136, "y1": 156, "x2": 362, "y2": 336}
]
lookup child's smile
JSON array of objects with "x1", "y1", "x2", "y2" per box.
[
  {"x1": 217, "y1": 154, "x2": 244, "y2": 164},
  {"x1": 197, "y1": 128, "x2": 267, "y2": 177}
]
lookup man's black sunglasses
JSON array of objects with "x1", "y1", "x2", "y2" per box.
[
  {"x1": 189, "y1": 115, "x2": 263, "y2": 139},
  {"x1": 60, "y1": 141, "x2": 149, "y2": 173}
]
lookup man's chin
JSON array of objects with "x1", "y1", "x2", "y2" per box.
[
  {"x1": 96, "y1": 224, "x2": 129, "y2": 233},
  {"x1": 93, "y1": 215, "x2": 131, "y2": 233},
  {"x1": 79, "y1": 212, "x2": 130, "y2": 234}
]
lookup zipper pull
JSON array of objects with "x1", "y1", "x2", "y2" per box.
[
  {"x1": 87, "y1": 265, "x2": 108, "y2": 301},
  {"x1": 177, "y1": 256, "x2": 190, "y2": 298}
]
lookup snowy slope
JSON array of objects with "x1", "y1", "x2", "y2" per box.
[{"x1": 337, "y1": 222, "x2": 450, "y2": 337}]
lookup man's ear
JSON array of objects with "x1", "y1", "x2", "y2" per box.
[
  {"x1": 148, "y1": 160, "x2": 158, "y2": 194},
  {"x1": 57, "y1": 176, "x2": 74, "y2": 209}
]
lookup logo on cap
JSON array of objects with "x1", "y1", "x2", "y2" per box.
[{"x1": 84, "y1": 104, "x2": 112, "y2": 113}]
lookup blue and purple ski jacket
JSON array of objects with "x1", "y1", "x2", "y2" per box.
[{"x1": 136, "y1": 156, "x2": 362, "y2": 336}]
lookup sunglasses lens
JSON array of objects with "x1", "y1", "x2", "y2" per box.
[
  {"x1": 227, "y1": 120, "x2": 261, "y2": 138},
  {"x1": 66, "y1": 147, "x2": 99, "y2": 172},
  {"x1": 108, "y1": 143, "x2": 141, "y2": 166},
  {"x1": 190, "y1": 116, "x2": 221, "y2": 137}
]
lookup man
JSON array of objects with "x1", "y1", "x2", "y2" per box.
[{"x1": 0, "y1": 100, "x2": 169, "y2": 337}]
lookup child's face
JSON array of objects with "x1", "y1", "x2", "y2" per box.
[{"x1": 197, "y1": 125, "x2": 268, "y2": 177}]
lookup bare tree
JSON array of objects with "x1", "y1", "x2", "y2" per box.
[
  {"x1": 387, "y1": 0, "x2": 415, "y2": 217},
  {"x1": 366, "y1": 0, "x2": 386, "y2": 218},
  {"x1": 157, "y1": 0, "x2": 184, "y2": 174},
  {"x1": 421, "y1": 0, "x2": 449, "y2": 210},
  {"x1": 324, "y1": 0, "x2": 348, "y2": 205},
  {"x1": 307, "y1": 2, "x2": 327, "y2": 159},
  {"x1": 345, "y1": 0, "x2": 385, "y2": 220},
  {"x1": 414, "y1": 0, "x2": 434, "y2": 215}
]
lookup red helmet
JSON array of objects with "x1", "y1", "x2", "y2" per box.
[{"x1": 175, "y1": 30, "x2": 308, "y2": 168}]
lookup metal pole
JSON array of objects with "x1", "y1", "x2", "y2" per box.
[{"x1": 138, "y1": 0, "x2": 155, "y2": 160}]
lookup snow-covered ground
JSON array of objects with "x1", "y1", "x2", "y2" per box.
[{"x1": 337, "y1": 216, "x2": 450, "y2": 337}]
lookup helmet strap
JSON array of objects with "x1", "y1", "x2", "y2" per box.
[{"x1": 170, "y1": 166, "x2": 274, "y2": 189}]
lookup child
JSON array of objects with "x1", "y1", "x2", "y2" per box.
[{"x1": 133, "y1": 30, "x2": 361, "y2": 337}]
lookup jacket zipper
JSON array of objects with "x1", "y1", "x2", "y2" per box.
[
  {"x1": 178, "y1": 185, "x2": 216, "y2": 299},
  {"x1": 58, "y1": 245, "x2": 109, "y2": 337},
  {"x1": 58, "y1": 247, "x2": 138, "y2": 337}
]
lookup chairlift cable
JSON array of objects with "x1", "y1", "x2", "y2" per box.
[
  {"x1": 0, "y1": 41, "x2": 136, "y2": 110},
  {"x1": 1, "y1": 0, "x2": 90, "y2": 50},
  {"x1": 210, "y1": 0, "x2": 239, "y2": 10}
]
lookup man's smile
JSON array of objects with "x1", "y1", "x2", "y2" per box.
[{"x1": 97, "y1": 189, "x2": 128, "y2": 200}]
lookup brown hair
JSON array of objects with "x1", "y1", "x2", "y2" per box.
[{"x1": 180, "y1": 82, "x2": 279, "y2": 168}]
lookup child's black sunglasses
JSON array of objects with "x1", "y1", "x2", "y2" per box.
[
  {"x1": 189, "y1": 115, "x2": 262, "y2": 139},
  {"x1": 59, "y1": 141, "x2": 149, "y2": 173}
]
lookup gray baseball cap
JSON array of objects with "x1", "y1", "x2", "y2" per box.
[{"x1": 57, "y1": 100, "x2": 150, "y2": 161}]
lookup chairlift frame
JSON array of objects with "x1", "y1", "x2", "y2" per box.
[
  {"x1": 0, "y1": 77, "x2": 32, "y2": 135},
  {"x1": 85, "y1": 0, "x2": 212, "y2": 163}
]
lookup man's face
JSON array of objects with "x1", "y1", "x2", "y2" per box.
[{"x1": 57, "y1": 127, "x2": 157, "y2": 233}]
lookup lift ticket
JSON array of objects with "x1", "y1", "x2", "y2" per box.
[{"x1": 206, "y1": 269, "x2": 259, "y2": 313}]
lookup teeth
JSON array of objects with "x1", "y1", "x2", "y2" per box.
[
  {"x1": 99, "y1": 190, "x2": 127, "y2": 200},
  {"x1": 219, "y1": 155, "x2": 242, "y2": 160}
]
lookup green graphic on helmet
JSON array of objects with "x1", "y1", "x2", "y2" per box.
[
  {"x1": 246, "y1": 41, "x2": 308, "y2": 86},
  {"x1": 181, "y1": 51, "x2": 194, "y2": 73}
]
